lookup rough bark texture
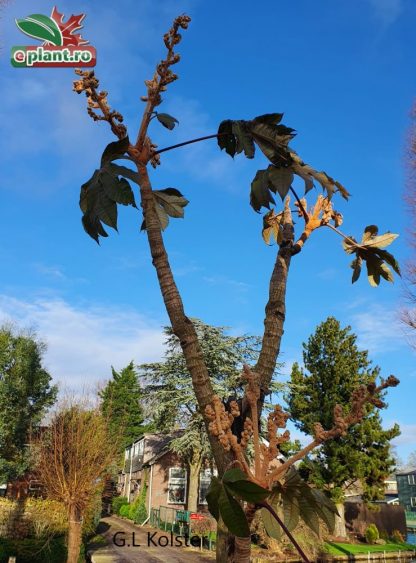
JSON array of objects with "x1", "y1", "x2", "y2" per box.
[
  {"x1": 232, "y1": 504, "x2": 257, "y2": 563},
  {"x1": 137, "y1": 166, "x2": 296, "y2": 562},
  {"x1": 187, "y1": 456, "x2": 203, "y2": 513},
  {"x1": 137, "y1": 164, "x2": 232, "y2": 474},
  {"x1": 254, "y1": 203, "x2": 294, "y2": 395},
  {"x1": 67, "y1": 504, "x2": 82, "y2": 563},
  {"x1": 136, "y1": 164, "x2": 234, "y2": 561},
  {"x1": 334, "y1": 502, "x2": 347, "y2": 538}
]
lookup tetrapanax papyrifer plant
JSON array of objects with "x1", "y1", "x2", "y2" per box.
[{"x1": 73, "y1": 14, "x2": 400, "y2": 563}]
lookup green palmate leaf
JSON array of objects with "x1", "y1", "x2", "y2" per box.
[
  {"x1": 261, "y1": 494, "x2": 283, "y2": 541},
  {"x1": 101, "y1": 136, "x2": 130, "y2": 167},
  {"x1": 295, "y1": 166, "x2": 314, "y2": 194},
  {"x1": 218, "y1": 487, "x2": 250, "y2": 538},
  {"x1": 310, "y1": 489, "x2": 338, "y2": 533},
  {"x1": 250, "y1": 169, "x2": 274, "y2": 212},
  {"x1": 222, "y1": 468, "x2": 248, "y2": 483},
  {"x1": 232, "y1": 121, "x2": 255, "y2": 158},
  {"x1": 217, "y1": 120, "x2": 236, "y2": 157},
  {"x1": 298, "y1": 494, "x2": 320, "y2": 536},
  {"x1": 102, "y1": 174, "x2": 136, "y2": 207},
  {"x1": 206, "y1": 477, "x2": 221, "y2": 521},
  {"x1": 153, "y1": 188, "x2": 189, "y2": 218},
  {"x1": 366, "y1": 254, "x2": 384, "y2": 287},
  {"x1": 282, "y1": 493, "x2": 300, "y2": 531},
  {"x1": 376, "y1": 249, "x2": 401, "y2": 275},
  {"x1": 16, "y1": 14, "x2": 63, "y2": 46},
  {"x1": 80, "y1": 170, "x2": 101, "y2": 213},
  {"x1": 82, "y1": 213, "x2": 108, "y2": 243},
  {"x1": 379, "y1": 261, "x2": 394, "y2": 282},
  {"x1": 268, "y1": 165, "x2": 294, "y2": 200},
  {"x1": 224, "y1": 480, "x2": 270, "y2": 504},
  {"x1": 156, "y1": 113, "x2": 179, "y2": 130},
  {"x1": 154, "y1": 204, "x2": 169, "y2": 231},
  {"x1": 253, "y1": 113, "x2": 284, "y2": 126},
  {"x1": 280, "y1": 466, "x2": 303, "y2": 491},
  {"x1": 250, "y1": 121, "x2": 293, "y2": 167},
  {"x1": 261, "y1": 507, "x2": 283, "y2": 541},
  {"x1": 95, "y1": 192, "x2": 118, "y2": 230},
  {"x1": 351, "y1": 256, "x2": 362, "y2": 284},
  {"x1": 107, "y1": 163, "x2": 141, "y2": 185}
]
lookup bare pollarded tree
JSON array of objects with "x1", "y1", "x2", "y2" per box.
[
  {"x1": 32, "y1": 398, "x2": 118, "y2": 563},
  {"x1": 72, "y1": 14, "x2": 400, "y2": 563}
]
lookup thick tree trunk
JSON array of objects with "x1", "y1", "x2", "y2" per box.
[
  {"x1": 137, "y1": 164, "x2": 233, "y2": 476},
  {"x1": 334, "y1": 502, "x2": 347, "y2": 538},
  {"x1": 67, "y1": 504, "x2": 82, "y2": 563},
  {"x1": 254, "y1": 201, "x2": 294, "y2": 396},
  {"x1": 216, "y1": 517, "x2": 234, "y2": 562},
  {"x1": 136, "y1": 166, "x2": 295, "y2": 563},
  {"x1": 137, "y1": 163, "x2": 235, "y2": 560},
  {"x1": 187, "y1": 456, "x2": 202, "y2": 513}
]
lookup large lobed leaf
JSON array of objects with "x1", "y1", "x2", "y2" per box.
[
  {"x1": 342, "y1": 225, "x2": 400, "y2": 286},
  {"x1": 261, "y1": 467, "x2": 339, "y2": 539},
  {"x1": 206, "y1": 469, "x2": 270, "y2": 538},
  {"x1": 217, "y1": 113, "x2": 347, "y2": 220},
  {"x1": 80, "y1": 139, "x2": 190, "y2": 242},
  {"x1": 141, "y1": 188, "x2": 189, "y2": 232}
]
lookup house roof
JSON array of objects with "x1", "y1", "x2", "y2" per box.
[
  {"x1": 126, "y1": 431, "x2": 183, "y2": 469},
  {"x1": 396, "y1": 468, "x2": 416, "y2": 476},
  {"x1": 142, "y1": 432, "x2": 182, "y2": 466}
]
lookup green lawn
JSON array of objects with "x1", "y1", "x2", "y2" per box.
[{"x1": 325, "y1": 541, "x2": 416, "y2": 555}]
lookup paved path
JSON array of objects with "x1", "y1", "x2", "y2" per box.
[{"x1": 88, "y1": 515, "x2": 215, "y2": 563}]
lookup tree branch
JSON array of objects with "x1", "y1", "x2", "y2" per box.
[
  {"x1": 154, "y1": 134, "x2": 220, "y2": 155},
  {"x1": 253, "y1": 197, "x2": 294, "y2": 397},
  {"x1": 135, "y1": 164, "x2": 233, "y2": 473}
]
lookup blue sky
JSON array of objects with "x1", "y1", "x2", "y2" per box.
[{"x1": 0, "y1": 0, "x2": 415, "y2": 461}]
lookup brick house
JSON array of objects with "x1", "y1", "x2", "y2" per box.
[{"x1": 118, "y1": 433, "x2": 214, "y2": 513}]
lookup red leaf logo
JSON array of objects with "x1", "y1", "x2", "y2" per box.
[{"x1": 50, "y1": 6, "x2": 89, "y2": 47}]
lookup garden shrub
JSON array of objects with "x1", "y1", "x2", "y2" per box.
[
  {"x1": 83, "y1": 491, "x2": 103, "y2": 536},
  {"x1": 365, "y1": 523, "x2": 379, "y2": 544},
  {"x1": 111, "y1": 495, "x2": 128, "y2": 516},
  {"x1": 119, "y1": 504, "x2": 130, "y2": 518},
  {"x1": 0, "y1": 536, "x2": 67, "y2": 563},
  {"x1": 131, "y1": 483, "x2": 148, "y2": 525}
]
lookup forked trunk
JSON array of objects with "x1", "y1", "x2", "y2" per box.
[
  {"x1": 137, "y1": 166, "x2": 294, "y2": 563},
  {"x1": 67, "y1": 504, "x2": 82, "y2": 563}
]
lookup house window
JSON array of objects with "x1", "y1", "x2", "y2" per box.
[
  {"x1": 411, "y1": 497, "x2": 416, "y2": 507},
  {"x1": 199, "y1": 469, "x2": 216, "y2": 504},
  {"x1": 133, "y1": 440, "x2": 144, "y2": 456},
  {"x1": 168, "y1": 468, "x2": 187, "y2": 504},
  {"x1": 408, "y1": 475, "x2": 416, "y2": 485}
]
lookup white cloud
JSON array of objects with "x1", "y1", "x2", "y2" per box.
[
  {"x1": 368, "y1": 0, "x2": 403, "y2": 27},
  {"x1": 0, "y1": 294, "x2": 165, "y2": 391},
  {"x1": 33, "y1": 263, "x2": 66, "y2": 280},
  {"x1": 348, "y1": 303, "x2": 406, "y2": 355},
  {"x1": 391, "y1": 423, "x2": 416, "y2": 447}
]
